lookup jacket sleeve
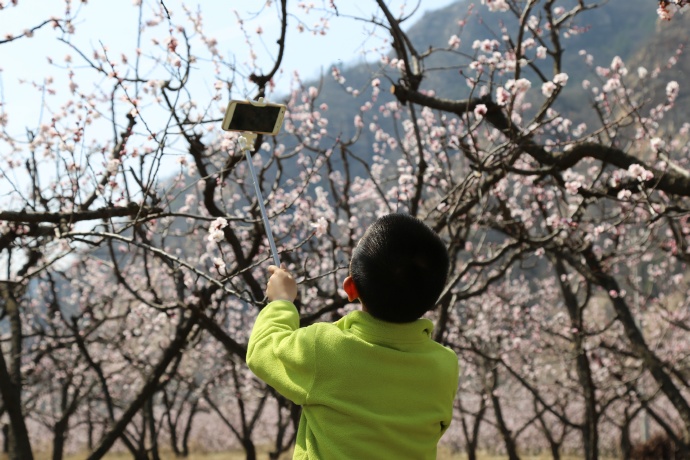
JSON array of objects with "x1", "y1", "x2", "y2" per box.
[{"x1": 246, "y1": 300, "x2": 316, "y2": 405}]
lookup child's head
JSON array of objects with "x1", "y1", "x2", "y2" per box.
[{"x1": 346, "y1": 213, "x2": 449, "y2": 323}]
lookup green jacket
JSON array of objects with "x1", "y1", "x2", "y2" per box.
[{"x1": 247, "y1": 300, "x2": 459, "y2": 459}]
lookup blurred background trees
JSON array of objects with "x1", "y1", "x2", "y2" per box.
[{"x1": 1, "y1": 0, "x2": 690, "y2": 458}]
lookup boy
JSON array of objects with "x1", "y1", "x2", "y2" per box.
[{"x1": 246, "y1": 213, "x2": 459, "y2": 459}]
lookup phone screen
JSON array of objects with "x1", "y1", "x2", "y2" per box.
[{"x1": 227, "y1": 103, "x2": 283, "y2": 133}]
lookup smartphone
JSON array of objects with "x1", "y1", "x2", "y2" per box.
[{"x1": 221, "y1": 100, "x2": 286, "y2": 135}]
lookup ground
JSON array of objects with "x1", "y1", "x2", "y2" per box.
[{"x1": 0, "y1": 449, "x2": 616, "y2": 460}]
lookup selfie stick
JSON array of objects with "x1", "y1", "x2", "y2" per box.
[{"x1": 238, "y1": 132, "x2": 281, "y2": 266}]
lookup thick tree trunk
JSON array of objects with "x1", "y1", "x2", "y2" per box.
[
  {"x1": 489, "y1": 366, "x2": 520, "y2": 460},
  {"x1": 87, "y1": 315, "x2": 198, "y2": 460},
  {"x1": 0, "y1": 284, "x2": 33, "y2": 460},
  {"x1": 181, "y1": 400, "x2": 198, "y2": 457},
  {"x1": 3, "y1": 424, "x2": 9, "y2": 453},
  {"x1": 242, "y1": 438, "x2": 257, "y2": 460},
  {"x1": 620, "y1": 421, "x2": 632, "y2": 460},
  {"x1": 553, "y1": 258, "x2": 598, "y2": 460},
  {"x1": 0, "y1": 358, "x2": 33, "y2": 460},
  {"x1": 86, "y1": 402, "x2": 94, "y2": 451},
  {"x1": 146, "y1": 398, "x2": 161, "y2": 460},
  {"x1": 580, "y1": 248, "x2": 690, "y2": 437},
  {"x1": 162, "y1": 391, "x2": 181, "y2": 457},
  {"x1": 535, "y1": 400, "x2": 562, "y2": 460},
  {"x1": 575, "y1": 333, "x2": 598, "y2": 460},
  {"x1": 52, "y1": 419, "x2": 68, "y2": 460},
  {"x1": 458, "y1": 382, "x2": 487, "y2": 460}
]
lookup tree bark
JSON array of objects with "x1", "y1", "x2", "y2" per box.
[
  {"x1": 0, "y1": 284, "x2": 33, "y2": 460},
  {"x1": 578, "y1": 248, "x2": 690, "y2": 440},
  {"x1": 146, "y1": 398, "x2": 161, "y2": 460},
  {"x1": 553, "y1": 258, "x2": 598, "y2": 460},
  {"x1": 489, "y1": 366, "x2": 520, "y2": 460},
  {"x1": 87, "y1": 315, "x2": 198, "y2": 460}
]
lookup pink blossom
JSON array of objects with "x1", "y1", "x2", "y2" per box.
[
  {"x1": 448, "y1": 34, "x2": 461, "y2": 49},
  {"x1": 106, "y1": 158, "x2": 121, "y2": 173},
  {"x1": 602, "y1": 77, "x2": 621, "y2": 93},
  {"x1": 496, "y1": 87, "x2": 511, "y2": 106},
  {"x1": 536, "y1": 46, "x2": 547, "y2": 59},
  {"x1": 167, "y1": 37, "x2": 178, "y2": 53},
  {"x1": 505, "y1": 78, "x2": 531, "y2": 94},
  {"x1": 565, "y1": 180, "x2": 581, "y2": 195},
  {"x1": 657, "y1": 3, "x2": 678, "y2": 20},
  {"x1": 610, "y1": 56, "x2": 626, "y2": 73},
  {"x1": 474, "y1": 104, "x2": 488, "y2": 119},
  {"x1": 627, "y1": 164, "x2": 654, "y2": 182}
]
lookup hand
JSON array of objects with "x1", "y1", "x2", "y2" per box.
[{"x1": 266, "y1": 264, "x2": 298, "y2": 302}]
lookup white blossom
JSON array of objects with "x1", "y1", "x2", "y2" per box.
[
  {"x1": 212, "y1": 257, "x2": 226, "y2": 269},
  {"x1": 207, "y1": 218, "x2": 228, "y2": 243},
  {"x1": 482, "y1": 0, "x2": 510, "y2": 12},
  {"x1": 506, "y1": 78, "x2": 531, "y2": 94},
  {"x1": 310, "y1": 217, "x2": 329, "y2": 236},
  {"x1": 650, "y1": 137, "x2": 665, "y2": 152},
  {"x1": 448, "y1": 35, "x2": 461, "y2": 49},
  {"x1": 617, "y1": 189, "x2": 632, "y2": 200},
  {"x1": 553, "y1": 73, "x2": 569, "y2": 86},
  {"x1": 207, "y1": 229, "x2": 224, "y2": 243},
  {"x1": 541, "y1": 81, "x2": 557, "y2": 98},
  {"x1": 474, "y1": 104, "x2": 488, "y2": 119},
  {"x1": 666, "y1": 80, "x2": 680, "y2": 101}
]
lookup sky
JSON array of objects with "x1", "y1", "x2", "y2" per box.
[
  {"x1": 0, "y1": 0, "x2": 458, "y2": 113},
  {"x1": 0, "y1": 0, "x2": 457, "y2": 202}
]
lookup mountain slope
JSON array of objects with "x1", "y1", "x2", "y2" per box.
[{"x1": 310, "y1": 0, "x2": 667, "y2": 135}]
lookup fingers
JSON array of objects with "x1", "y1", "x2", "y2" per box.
[
  {"x1": 268, "y1": 264, "x2": 291, "y2": 277},
  {"x1": 265, "y1": 264, "x2": 298, "y2": 302}
]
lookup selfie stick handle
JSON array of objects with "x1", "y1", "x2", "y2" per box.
[{"x1": 238, "y1": 133, "x2": 281, "y2": 266}]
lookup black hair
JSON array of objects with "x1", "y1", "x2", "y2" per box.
[{"x1": 349, "y1": 213, "x2": 449, "y2": 323}]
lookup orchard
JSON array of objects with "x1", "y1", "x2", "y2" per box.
[{"x1": 1, "y1": 1, "x2": 690, "y2": 459}]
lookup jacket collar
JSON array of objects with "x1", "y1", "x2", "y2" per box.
[{"x1": 338, "y1": 310, "x2": 434, "y2": 344}]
